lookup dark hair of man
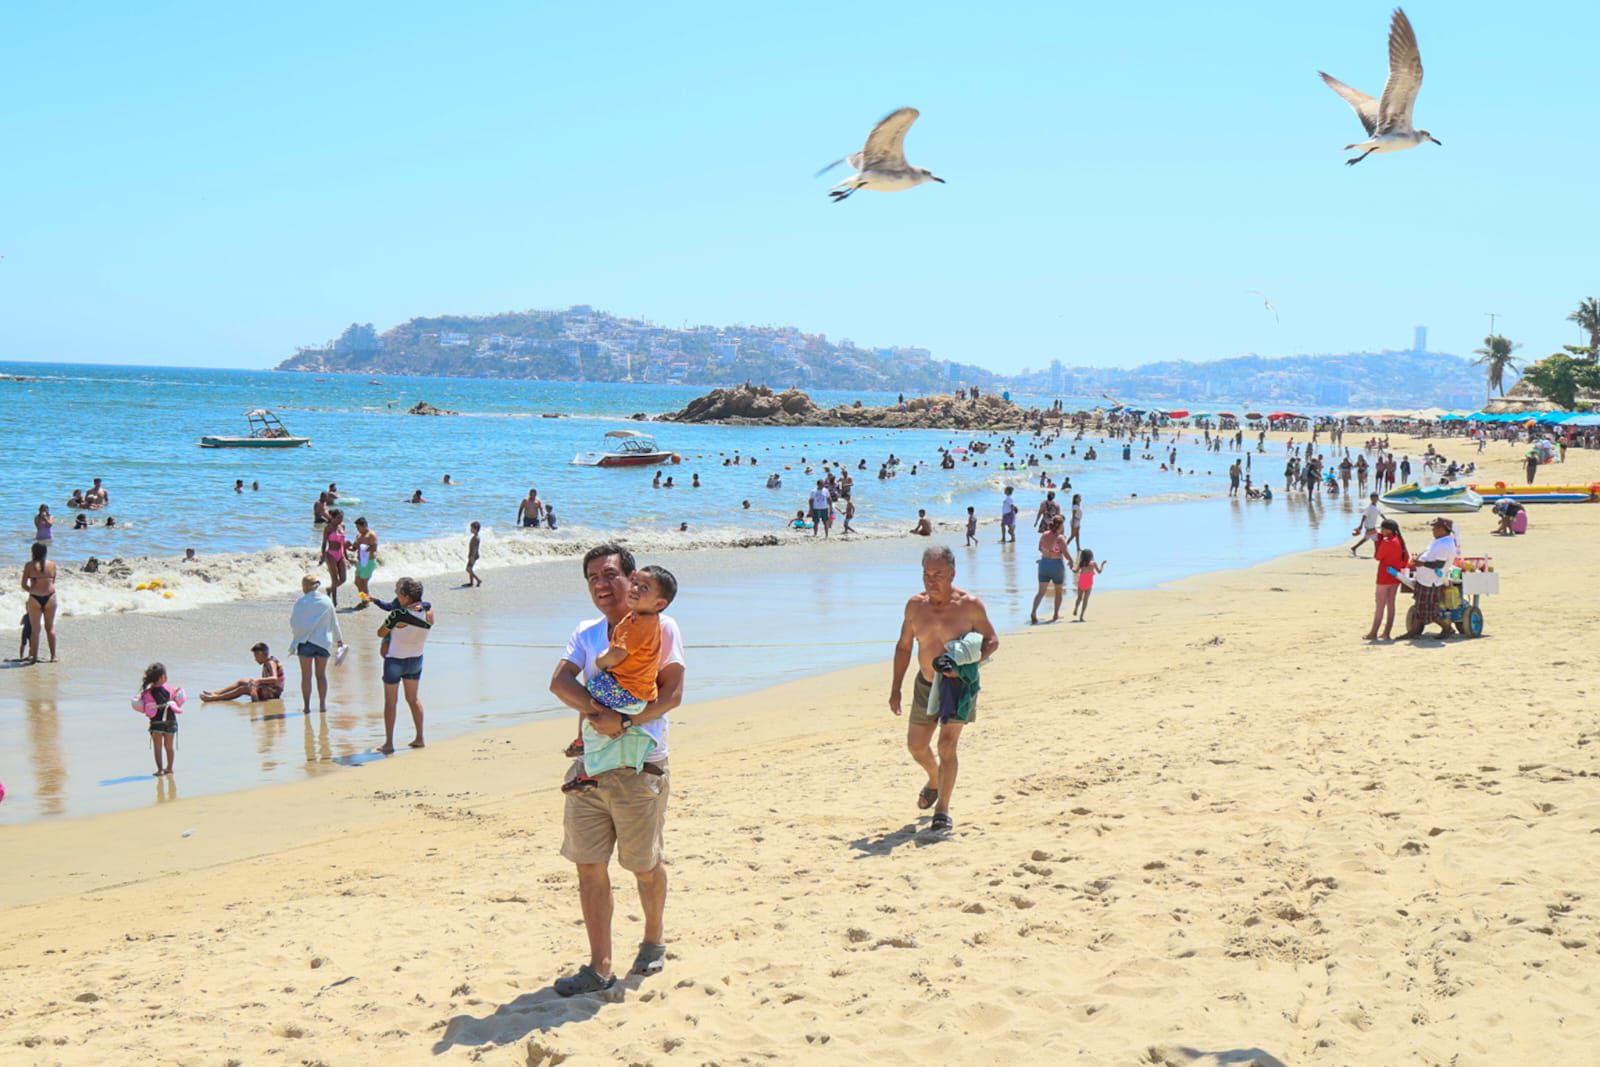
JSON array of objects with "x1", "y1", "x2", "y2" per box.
[{"x1": 582, "y1": 542, "x2": 636, "y2": 576}]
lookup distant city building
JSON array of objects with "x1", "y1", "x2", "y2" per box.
[
  {"x1": 1049, "y1": 359, "x2": 1065, "y2": 394},
  {"x1": 1413, "y1": 325, "x2": 1427, "y2": 353}
]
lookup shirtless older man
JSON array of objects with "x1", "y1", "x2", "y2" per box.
[{"x1": 889, "y1": 545, "x2": 999, "y2": 832}]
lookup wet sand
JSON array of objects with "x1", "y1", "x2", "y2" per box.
[
  {"x1": 2, "y1": 480, "x2": 1361, "y2": 822},
  {"x1": 2, "y1": 435, "x2": 1597, "y2": 1064}
]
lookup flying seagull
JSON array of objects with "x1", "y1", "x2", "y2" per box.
[
  {"x1": 1319, "y1": 8, "x2": 1441, "y2": 166},
  {"x1": 1248, "y1": 290, "x2": 1279, "y2": 324},
  {"x1": 816, "y1": 107, "x2": 944, "y2": 202}
]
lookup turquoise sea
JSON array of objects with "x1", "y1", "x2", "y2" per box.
[{"x1": 1, "y1": 361, "x2": 1372, "y2": 822}]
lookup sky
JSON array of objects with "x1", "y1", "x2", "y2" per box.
[{"x1": 2, "y1": 0, "x2": 1597, "y2": 374}]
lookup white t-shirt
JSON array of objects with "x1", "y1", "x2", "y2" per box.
[
  {"x1": 1362, "y1": 503, "x2": 1382, "y2": 530},
  {"x1": 563, "y1": 614, "x2": 685, "y2": 762},
  {"x1": 1001, "y1": 495, "x2": 1017, "y2": 519},
  {"x1": 1414, "y1": 534, "x2": 1458, "y2": 587},
  {"x1": 809, "y1": 489, "x2": 830, "y2": 511},
  {"x1": 1071, "y1": 503, "x2": 1082, "y2": 524}
]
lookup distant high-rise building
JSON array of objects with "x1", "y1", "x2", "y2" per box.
[
  {"x1": 1413, "y1": 325, "x2": 1427, "y2": 353},
  {"x1": 1049, "y1": 359, "x2": 1065, "y2": 394}
]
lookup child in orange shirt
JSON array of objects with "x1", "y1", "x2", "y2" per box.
[{"x1": 563, "y1": 565, "x2": 677, "y2": 793}]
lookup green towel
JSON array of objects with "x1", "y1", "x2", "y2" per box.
[
  {"x1": 580, "y1": 722, "x2": 654, "y2": 776},
  {"x1": 927, "y1": 631, "x2": 985, "y2": 723}
]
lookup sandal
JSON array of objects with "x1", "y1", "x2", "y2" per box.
[
  {"x1": 562, "y1": 774, "x2": 599, "y2": 795},
  {"x1": 554, "y1": 963, "x2": 616, "y2": 998},
  {"x1": 930, "y1": 812, "x2": 953, "y2": 832},
  {"x1": 917, "y1": 786, "x2": 939, "y2": 811},
  {"x1": 563, "y1": 737, "x2": 585, "y2": 758},
  {"x1": 631, "y1": 941, "x2": 666, "y2": 976}
]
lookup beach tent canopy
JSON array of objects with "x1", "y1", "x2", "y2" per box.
[{"x1": 1563, "y1": 413, "x2": 1600, "y2": 426}]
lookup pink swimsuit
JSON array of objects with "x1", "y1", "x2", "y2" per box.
[
  {"x1": 326, "y1": 526, "x2": 346, "y2": 562},
  {"x1": 1076, "y1": 569, "x2": 1095, "y2": 592}
]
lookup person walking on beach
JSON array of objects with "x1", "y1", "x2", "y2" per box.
[
  {"x1": 1070, "y1": 548, "x2": 1107, "y2": 620},
  {"x1": 1065, "y1": 493, "x2": 1083, "y2": 555},
  {"x1": 549, "y1": 543, "x2": 685, "y2": 996},
  {"x1": 965, "y1": 506, "x2": 977, "y2": 546},
  {"x1": 319, "y1": 508, "x2": 349, "y2": 606},
  {"x1": 200, "y1": 642, "x2": 285, "y2": 702},
  {"x1": 465, "y1": 521, "x2": 483, "y2": 587},
  {"x1": 1364, "y1": 520, "x2": 1408, "y2": 641},
  {"x1": 377, "y1": 577, "x2": 432, "y2": 753},
  {"x1": 1031, "y1": 515, "x2": 1068, "y2": 624},
  {"x1": 1350, "y1": 493, "x2": 1383, "y2": 557},
  {"x1": 809, "y1": 482, "x2": 832, "y2": 538},
  {"x1": 999, "y1": 486, "x2": 1017, "y2": 543},
  {"x1": 289, "y1": 575, "x2": 345, "y2": 715},
  {"x1": 21, "y1": 541, "x2": 58, "y2": 663},
  {"x1": 351, "y1": 517, "x2": 379, "y2": 606},
  {"x1": 133, "y1": 663, "x2": 185, "y2": 775},
  {"x1": 889, "y1": 545, "x2": 1000, "y2": 833}
]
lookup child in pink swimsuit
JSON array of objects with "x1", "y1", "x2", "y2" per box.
[
  {"x1": 1070, "y1": 548, "x2": 1108, "y2": 622},
  {"x1": 132, "y1": 661, "x2": 186, "y2": 775}
]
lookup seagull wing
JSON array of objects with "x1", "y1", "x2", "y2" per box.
[
  {"x1": 860, "y1": 107, "x2": 919, "y2": 169},
  {"x1": 814, "y1": 151, "x2": 865, "y2": 179},
  {"x1": 1319, "y1": 72, "x2": 1378, "y2": 135},
  {"x1": 1377, "y1": 7, "x2": 1423, "y2": 133}
]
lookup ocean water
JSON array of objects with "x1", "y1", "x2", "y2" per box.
[
  {"x1": 0, "y1": 362, "x2": 1379, "y2": 822},
  {"x1": 0, "y1": 362, "x2": 1338, "y2": 621}
]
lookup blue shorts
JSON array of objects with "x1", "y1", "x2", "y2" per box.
[
  {"x1": 296, "y1": 641, "x2": 330, "y2": 660},
  {"x1": 587, "y1": 670, "x2": 648, "y2": 713},
  {"x1": 1037, "y1": 558, "x2": 1066, "y2": 585},
  {"x1": 382, "y1": 655, "x2": 424, "y2": 684}
]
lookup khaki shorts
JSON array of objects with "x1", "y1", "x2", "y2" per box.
[
  {"x1": 908, "y1": 673, "x2": 976, "y2": 727},
  {"x1": 561, "y1": 759, "x2": 670, "y2": 873}
]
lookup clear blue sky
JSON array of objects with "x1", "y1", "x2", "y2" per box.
[{"x1": 2, "y1": 1, "x2": 1595, "y2": 373}]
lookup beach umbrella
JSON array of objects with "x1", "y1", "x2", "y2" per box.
[
  {"x1": 1218, "y1": 412, "x2": 1236, "y2": 418},
  {"x1": 1246, "y1": 412, "x2": 1263, "y2": 420},
  {"x1": 1167, "y1": 409, "x2": 1189, "y2": 419}
]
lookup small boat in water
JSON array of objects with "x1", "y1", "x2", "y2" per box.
[
  {"x1": 1379, "y1": 482, "x2": 1482, "y2": 513},
  {"x1": 200, "y1": 409, "x2": 310, "y2": 449},
  {"x1": 572, "y1": 430, "x2": 680, "y2": 467}
]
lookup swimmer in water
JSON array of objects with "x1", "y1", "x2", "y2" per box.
[{"x1": 409, "y1": 490, "x2": 425, "y2": 504}]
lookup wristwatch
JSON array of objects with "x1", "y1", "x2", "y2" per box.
[{"x1": 618, "y1": 714, "x2": 634, "y2": 730}]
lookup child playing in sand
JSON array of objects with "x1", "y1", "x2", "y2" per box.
[
  {"x1": 563, "y1": 565, "x2": 678, "y2": 794},
  {"x1": 132, "y1": 662, "x2": 185, "y2": 775},
  {"x1": 376, "y1": 577, "x2": 433, "y2": 754},
  {"x1": 1069, "y1": 548, "x2": 1108, "y2": 621},
  {"x1": 465, "y1": 521, "x2": 482, "y2": 587}
]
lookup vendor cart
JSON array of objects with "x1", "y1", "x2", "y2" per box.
[{"x1": 1397, "y1": 555, "x2": 1497, "y2": 637}]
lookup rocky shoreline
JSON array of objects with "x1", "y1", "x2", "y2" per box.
[{"x1": 657, "y1": 384, "x2": 1044, "y2": 431}]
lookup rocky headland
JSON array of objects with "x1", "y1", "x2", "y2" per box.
[{"x1": 658, "y1": 384, "x2": 1040, "y2": 430}]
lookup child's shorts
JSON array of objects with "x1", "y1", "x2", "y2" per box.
[
  {"x1": 382, "y1": 655, "x2": 424, "y2": 685},
  {"x1": 587, "y1": 670, "x2": 648, "y2": 714}
]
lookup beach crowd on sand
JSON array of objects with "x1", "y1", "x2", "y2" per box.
[{"x1": 8, "y1": 402, "x2": 1591, "y2": 1011}]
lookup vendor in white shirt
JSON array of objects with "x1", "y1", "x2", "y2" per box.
[{"x1": 1402, "y1": 517, "x2": 1459, "y2": 639}]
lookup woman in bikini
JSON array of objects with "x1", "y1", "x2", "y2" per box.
[
  {"x1": 21, "y1": 541, "x2": 58, "y2": 662},
  {"x1": 320, "y1": 507, "x2": 349, "y2": 607}
]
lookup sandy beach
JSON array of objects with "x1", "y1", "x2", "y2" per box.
[{"x1": 4, "y1": 435, "x2": 1598, "y2": 1065}]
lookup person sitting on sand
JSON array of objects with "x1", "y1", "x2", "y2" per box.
[
  {"x1": 376, "y1": 576, "x2": 433, "y2": 753},
  {"x1": 561, "y1": 565, "x2": 678, "y2": 795},
  {"x1": 201, "y1": 642, "x2": 285, "y2": 703},
  {"x1": 910, "y1": 510, "x2": 932, "y2": 536}
]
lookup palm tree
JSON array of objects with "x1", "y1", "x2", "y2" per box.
[
  {"x1": 1473, "y1": 334, "x2": 1521, "y2": 402},
  {"x1": 1569, "y1": 297, "x2": 1600, "y2": 360}
]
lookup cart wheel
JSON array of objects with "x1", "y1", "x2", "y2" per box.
[
  {"x1": 1460, "y1": 605, "x2": 1484, "y2": 638},
  {"x1": 1405, "y1": 603, "x2": 1420, "y2": 633}
]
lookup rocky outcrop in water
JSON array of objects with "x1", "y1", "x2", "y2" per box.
[
  {"x1": 407, "y1": 401, "x2": 458, "y2": 416},
  {"x1": 660, "y1": 385, "x2": 1040, "y2": 430}
]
